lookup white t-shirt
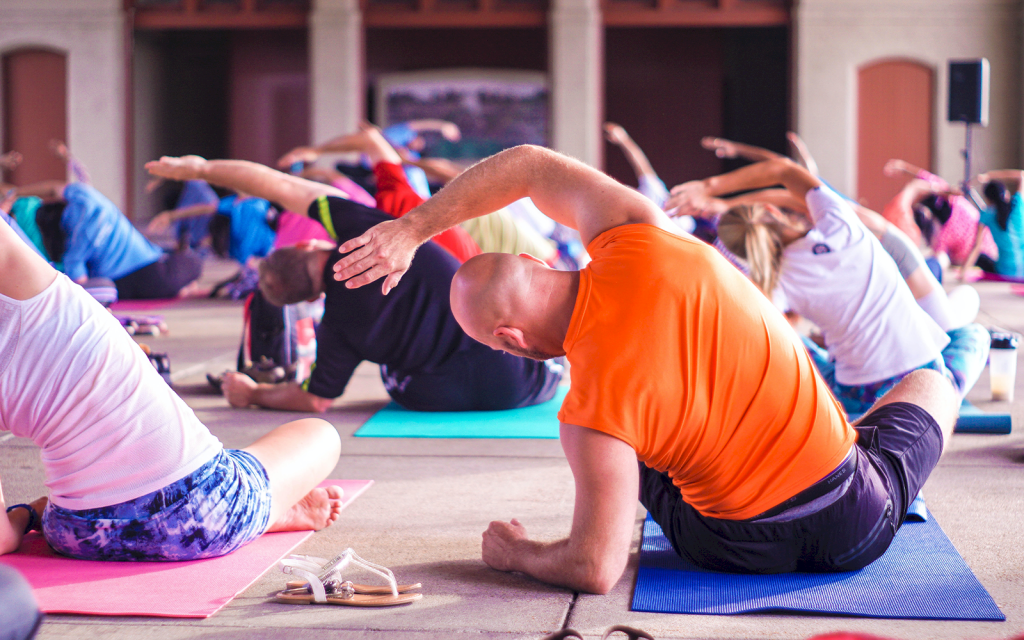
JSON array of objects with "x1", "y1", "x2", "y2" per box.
[
  {"x1": 0, "y1": 274, "x2": 222, "y2": 510},
  {"x1": 779, "y1": 186, "x2": 949, "y2": 386}
]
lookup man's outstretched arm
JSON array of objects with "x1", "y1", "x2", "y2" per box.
[
  {"x1": 665, "y1": 157, "x2": 822, "y2": 217},
  {"x1": 333, "y1": 144, "x2": 671, "y2": 293},
  {"x1": 221, "y1": 372, "x2": 334, "y2": 413},
  {"x1": 146, "y1": 156, "x2": 346, "y2": 216},
  {"x1": 481, "y1": 424, "x2": 639, "y2": 594}
]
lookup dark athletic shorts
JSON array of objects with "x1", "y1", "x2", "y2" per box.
[
  {"x1": 114, "y1": 250, "x2": 203, "y2": 300},
  {"x1": 639, "y1": 402, "x2": 943, "y2": 573},
  {"x1": 380, "y1": 343, "x2": 564, "y2": 412}
]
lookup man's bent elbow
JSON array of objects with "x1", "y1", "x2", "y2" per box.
[{"x1": 574, "y1": 557, "x2": 626, "y2": 595}]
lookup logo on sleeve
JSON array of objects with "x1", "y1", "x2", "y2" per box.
[{"x1": 812, "y1": 243, "x2": 832, "y2": 255}]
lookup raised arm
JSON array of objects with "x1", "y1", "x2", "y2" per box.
[
  {"x1": 277, "y1": 126, "x2": 403, "y2": 169},
  {"x1": 669, "y1": 157, "x2": 822, "y2": 219},
  {"x1": 14, "y1": 180, "x2": 66, "y2": 201},
  {"x1": 332, "y1": 144, "x2": 671, "y2": 293},
  {"x1": 402, "y1": 119, "x2": 461, "y2": 142},
  {"x1": 146, "y1": 202, "x2": 219, "y2": 234},
  {"x1": 976, "y1": 170, "x2": 1024, "y2": 190},
  {"x1": 604, "y1": 122, "x2": 658, "y2": 181},
  {"x1": 481, "y1": 424, "x2": 639, "y2": 594},
  {"x1": 700, "y1": 136, "x2": 785, "y2": 163},
  {"x1": 146, "y1": 156, "x2": 346, "y2": 216},
  {"x1": 883, "y1": 159, "x2": 926, "y2": 180},
  {"x1": 786, "y1": 132, "x2": 820, "y2": 177}
]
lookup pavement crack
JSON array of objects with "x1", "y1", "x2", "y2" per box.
[{"x1": 561, "y1": 591, "x2": 579, "y2": 630}]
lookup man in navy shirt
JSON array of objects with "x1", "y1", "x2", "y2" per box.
[{"x1": 145, "y1": 155, "x2": 563, "y2": 413}]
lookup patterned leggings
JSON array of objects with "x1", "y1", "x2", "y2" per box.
[
  {"x1": 42, "y1": 449, "x2": 272, "y2": 562},
  {"x1": 803, "y1": 323, "x2": 991, "y2": 417}
]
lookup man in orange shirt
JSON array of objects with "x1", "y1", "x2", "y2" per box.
[{"x1": 330, "y1": 145, "x2": 959, "y2": 593}]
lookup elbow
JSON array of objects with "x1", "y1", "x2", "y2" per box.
[{"x1": 575, "y1": 558, "x2": 626, "y2": 595}]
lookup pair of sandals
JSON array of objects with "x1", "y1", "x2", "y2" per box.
[
  {"x1": 544, "y1": 626, "x2": 655, "y2": 640},
  {"x1": 275, "y1": 549, "x2": 422, "y2": 607}
]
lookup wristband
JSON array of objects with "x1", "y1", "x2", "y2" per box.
[{"x1": 6, "y1": 504, "x2": 38, "y2": 535}]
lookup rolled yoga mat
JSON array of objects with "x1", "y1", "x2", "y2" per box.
[
  {"x1": 354, "y1": 385, "x2": 568, "y2": 439},
  {"x1": 632, "y1": 511, "x2": 1004, "y2": 620},
  {"x1": 955, "y1": 399, "x2": 1012, "y2": 434}
]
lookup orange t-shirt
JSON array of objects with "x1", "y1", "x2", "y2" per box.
[{"x1": 557, "y1": 224, "x2": 856, "y2": 521}]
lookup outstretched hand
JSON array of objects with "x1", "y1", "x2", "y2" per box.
[
  {"x1": 332, "y1": 217, "x2": 423, "y2": 294},
  {"x1": 665, "y1": 180, "x2": 715, "y2": 216},
  {"x1": 603, "y1": 122, "x2": 630, "y2": 146},
  {"x1": 701, "y1": 136, "x2": 739, "y2": 159},
  {"x1": 277, "y1": 146, "x2": 319, "y2": 169},
  {"x1": 145, "y1": 156, "x2": 207, "y2": 182},
  {"x1": 883, "y1": 159, "x2": 910, "y2": 179},
  {"x1": 147, "y1": 211, "x2": 174, "y2": 235},
  {"x1": 481, "y1": 518, "x2": 528, "y2": 572}
]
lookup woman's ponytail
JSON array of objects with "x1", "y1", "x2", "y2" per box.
[{"x1": 717, "y1": 204, "x2": 785, "y2": 296}]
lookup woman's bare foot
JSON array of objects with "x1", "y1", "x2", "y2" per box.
[{"x1": 268, "y1": 486, "x2": 344, "y2": 533}]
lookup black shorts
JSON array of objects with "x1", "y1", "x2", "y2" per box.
[
  {"x1": 380, "y1": 342, "x2": 564, "y2": 412},
  {"x1": 114, "y1": 250, "x2": 203, "y2": 300},
  {"x1": 640, "y1": 402, "x2": 944, "y2": 573}
]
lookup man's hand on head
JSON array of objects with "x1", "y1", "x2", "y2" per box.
[
  {"x1": 145, "y1": 156, "x2": 207, "y2": 183},
  {"x1": 481, "y1": 519, "x2": 529, "y2": 573},
  {"x1": 333, "y1": 217, "x2": 423, "y2": 295}
]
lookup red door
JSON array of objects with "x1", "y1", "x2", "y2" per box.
[
  {"x1": 2, "y1": 49, "x2": 68, "y2": 186},
  {"x1": 857, "y1": 59, "x2": 933, "y2": 210}
]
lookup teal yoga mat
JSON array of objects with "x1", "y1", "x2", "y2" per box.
[{"x1": 354, "y1": 386, "x2": 568, "y2": 438}]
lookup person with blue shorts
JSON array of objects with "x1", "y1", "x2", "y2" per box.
[{"x1": 0, "y1": 212, "x2": 345, "y2": 562}]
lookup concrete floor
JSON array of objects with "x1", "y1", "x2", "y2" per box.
[{"x1": 3, "y1": 262, "x2": 1023, "y2": 640}]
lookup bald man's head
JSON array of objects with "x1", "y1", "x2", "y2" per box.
[{"x1": 451, "y1": 253, "x2": 564, "y2": 361}]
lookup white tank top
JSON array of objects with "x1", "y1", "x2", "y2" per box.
[{"x1": 0, "y1": 274, "x2": 222, "y2": 510}]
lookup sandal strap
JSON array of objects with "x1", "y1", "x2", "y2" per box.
[
  {"x1": 279, "y1": 564, "x2": 327, "y2": 603},
  {"x1": 326, "y1": 549, "x2": 399, "y2": 597}
]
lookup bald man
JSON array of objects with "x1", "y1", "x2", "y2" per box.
[{"x1": 330, "y1": 145, "x2": 959, "y2": 593}]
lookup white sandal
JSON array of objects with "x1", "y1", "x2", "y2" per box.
[{"x1": 276, "y1": 549, "x2": 422, "y2": 607}]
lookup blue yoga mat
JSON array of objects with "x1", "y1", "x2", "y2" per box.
[
  {"x1": 956, "y1": 399, "x2": 1012, "y2": 434},
  {"x1": 354, "y1": 386, "x2": 567, "y2": 438},
  {"x1": 632, "y1": 512, "x2": 1004, "y2": 620}
]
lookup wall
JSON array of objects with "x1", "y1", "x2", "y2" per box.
[
  {"x1": 0, "y1": 0, "x2": 127, "y2": 210},
  {"x1": 795, "y1": 0, "x2": 1022, "y2": 197}
]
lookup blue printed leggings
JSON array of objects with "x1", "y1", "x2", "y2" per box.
[
  {"x1": 803, "y1": 323, "x2": 990, "y2": 417},
  {"x1": 42, "y1": 449, "x2": 272, "y2": 562}
]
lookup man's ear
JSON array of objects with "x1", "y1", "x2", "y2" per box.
[{"x1": 494, "y1": 326, "x2": 529, "y2": 350}]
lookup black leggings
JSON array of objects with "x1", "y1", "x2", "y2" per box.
[{"x1": 114, "y1": 251, "x2": 203, "y2": 299}]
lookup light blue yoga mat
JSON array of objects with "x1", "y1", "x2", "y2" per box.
[
  {"x1": 354, "y1": 386, "x2": 567, "y2": 438},
  {"x1": 632, "y1": 512, "x2": 1004, "y2": 620}
]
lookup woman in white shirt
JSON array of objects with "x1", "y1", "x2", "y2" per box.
[
  {"x1": 670, "y1": 158, "x2": 989, "y2": 416},
  {"x1": 0, "y1": 208, "x2": 344, "y2": 561}
]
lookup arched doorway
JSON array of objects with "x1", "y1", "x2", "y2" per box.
[
  {"x1": 857, "y1": 59, "x2": 933, "y2": 210},
  {"x1": 2, "y1": 48, "x2": 67, "y2": 186}
]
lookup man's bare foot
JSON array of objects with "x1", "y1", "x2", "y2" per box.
[
  {"x1": 268, "y1": 486, "x2": 344, "y2": 532},
  {"x1": 176, "y1": 280, "x2": 212, "y2": 299}
]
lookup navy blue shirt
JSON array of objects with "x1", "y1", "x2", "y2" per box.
[{"x1": 303, "y1": 197, "x2": 475, "y2": 400}]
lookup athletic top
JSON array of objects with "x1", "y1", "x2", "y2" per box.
[
  {"x1": 8, "y1": 197, "x2": 48, "y2": 260},
  {"x1": 979, "y1": 193, "x2": 1024, "y2": 278},
  {"x1": 780, "y1": 186, "x2": 949, "y2": 386},
  {"x1": 61, "y1": 183, "x2": 163, "y2": 282},
  {"x1": 460, "y1": 208, "x2": 558, "y2": 264},
  {"x1": 372, "y1": 162, "x2": 481, "y2": 263},
  {"x1": 557, "y1": 224, "x2": 856, "y2": 520},
  {"x1": 273, "y1": 211, "x2": 332, "y2": 250},
  {"x1": 217, "y1": 195, "x2": 277, "y2": 264},
  {"x1": 302, "y1": 197, "x2": 479, "y2": 400},
  {"x1": 0, "y1": 274, "x2": 222, "y2": 510},
  {"x1": 914, "y1": 170, "x2": 997, "y2": 265}
]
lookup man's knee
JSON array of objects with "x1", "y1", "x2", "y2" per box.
[{"x1": 884, "y1": 369, "x2": 958, "y2": 435}]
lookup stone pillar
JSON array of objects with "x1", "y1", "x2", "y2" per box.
[
  {"x1": 549, "y1": 0, "x2": 603, "y2": 168},
  {"x1": 309, "y1": 0, "x2": 363, "y2": 145}
]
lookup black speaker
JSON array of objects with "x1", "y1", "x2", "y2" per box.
[{"x1": 948, "y1": 59, "x2": 989, "y2": 125}]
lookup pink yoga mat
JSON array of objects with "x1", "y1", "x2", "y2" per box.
[
  {"x1": 109, "y1": 298, "x2": 180, "y2": 312},
  {"x1": 0, "y1": 479, "x2": 372, "y2": 618}
]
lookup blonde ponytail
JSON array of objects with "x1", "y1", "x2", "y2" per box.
[{"x1": 717, "y1": 204, "x2": 785, "y2": 296}]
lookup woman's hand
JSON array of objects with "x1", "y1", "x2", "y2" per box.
[{"x1": 147, "y1": 211, "x2": 174, "y2": 235}]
